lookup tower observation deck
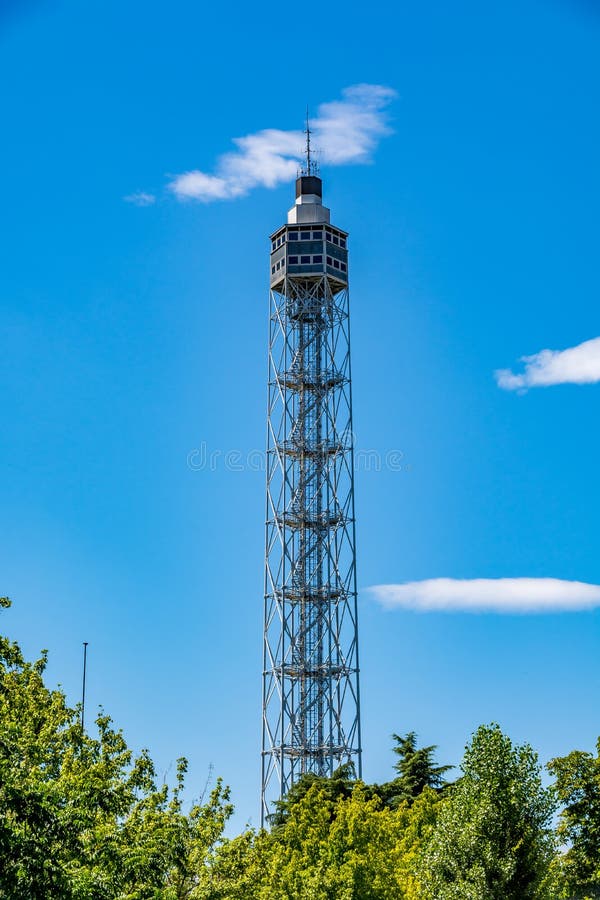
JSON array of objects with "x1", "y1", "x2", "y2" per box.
[{"x1": 261, "y1": 158, "x2": 362, "y2": 824}]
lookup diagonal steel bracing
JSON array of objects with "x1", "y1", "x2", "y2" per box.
[{"x1": 261, "y1": 271, "x2": 361, "y2": 825}]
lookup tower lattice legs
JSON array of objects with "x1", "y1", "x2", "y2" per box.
[{"x1": 261, "y1": 275, "x2": 361, "y2": 824}]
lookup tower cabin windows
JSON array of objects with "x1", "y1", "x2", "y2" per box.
[
  {"x1": 325, "y1": 229, "x2": 346, "y2": 249},
  {"x1": 270, "y1": 226, "x2": 346, "y2": 249},
  {"x1": 269, "y1": 225, "x2": 348, "y2": 286},
  {"x1": 286, "y1": 228, "x2": 324, "y2": 242},
  {"x1": 286, "y1": 254, "x2": 324, "y2": 265}
]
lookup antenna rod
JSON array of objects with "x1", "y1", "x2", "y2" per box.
[
  {"x1": 305, "y1": 106, "x2": 311, "y2": 173},
  {"x1": 81, "y1": 641, "x2": 88, "y2": 731}
]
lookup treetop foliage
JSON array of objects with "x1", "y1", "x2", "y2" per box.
[
  {"x1": 0, "y1": 600, "x2": 598, "y2": 899},
  {"x1": 549, "y1": 738, "x2": 600, "y2": 899}
]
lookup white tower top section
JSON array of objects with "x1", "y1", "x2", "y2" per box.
[{"x1": 287, "y1": 175, "x2": 331, "y2": 225}]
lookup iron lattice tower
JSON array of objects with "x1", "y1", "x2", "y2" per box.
[{"x1": 261, "y1": 153, "x2": 362, "y2": 824}]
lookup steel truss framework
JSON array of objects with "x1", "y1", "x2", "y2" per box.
[{"x1": 261, "y1": 273, "x2": 362, "y2": 825}]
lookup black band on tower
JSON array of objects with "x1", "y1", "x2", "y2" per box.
[{"x1": 296, "y1": 175, "x2": 322, "y2": 199}]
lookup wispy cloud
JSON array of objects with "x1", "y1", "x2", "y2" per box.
[
  {"x1": 167, "y1": 84, "x2": 397, "y2": 202},
  {"x1": 495, "y1": 336, "x2": 600, "y2": 391},
  {"x1": 367, "y1": 578, "x2": 600, "y2": 614},
  {"x1": 124, "y1": 191, "x2": 156, "y2": 207}
]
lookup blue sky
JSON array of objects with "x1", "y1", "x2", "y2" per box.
[{"x1": 1, "y1": 0, "x2": 599, "y2": 826}]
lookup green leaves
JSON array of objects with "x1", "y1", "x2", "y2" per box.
[
  {"x1": 0, "y1": 611, "x2": 234, "y2": 899},
  {"x1": 270, "y1": 762, "x2": 356, "y2": 828},
  {"x1": 420, "y1": 724, "x2": 557, "y2": 900},
  {"x1": 228, "y1": 782, "x2": 432, "y2": 900},
  {"x1": 375, "y1": 732, "x2": 452, "y2": 809},
  {"x1": 1, "y1": 601, "x2": 598, "y2": 899},
  {"x1": 548, "y1": 738, "x2": 600, "y2": 898}
]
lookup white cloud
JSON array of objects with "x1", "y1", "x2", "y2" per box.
[
  {"x1": 124, "y1": 191, "x2": 156, "y2": 207},
  {"x1": 367, "y1": 578, "x2": 600, "y2": 614},
  {"x1": 168, "y1": 84, "x2": 397, "y2": 202},
  {"x1": 495, "y1": 336, "x2": 600, "y2": 391}
]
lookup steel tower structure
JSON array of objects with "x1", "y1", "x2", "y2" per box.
[{"x1": 261, "y1": 137, "x2": 361, "y2": 824}]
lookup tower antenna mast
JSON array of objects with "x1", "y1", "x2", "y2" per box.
[{"x1": 305, "y1": 106, "x2": 312, "y2": 174}]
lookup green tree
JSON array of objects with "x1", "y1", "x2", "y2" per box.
[
  {"x1": 548, "y1": 737, "x2": 600, "y2": 899},
  {"x1": 420, "y1": 723, "x2": 556, "y2": 900},
  {"x1": 0, "y1": 598, "x2": 233, "y2": 899},
  {"x1": 201, "y1": 827, "x2": 268, "y2": 900},
  {"x1": 253, "y1": 782, "x2": 403, "y2": 899},
  {"x1": 216, "y1": 780, "x2": 442, "y2": 900},
  {"x1": 0, "y1": 598, "x2": 87, "y2": 897},
  {"x1": 270, "y1": 761, "x2": 356, "y2": 827},
  {"x1": 376, "y1": 732, "x2": 452, "y2": 809}
]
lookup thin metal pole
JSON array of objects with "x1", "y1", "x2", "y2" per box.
[
  {"x1": 305, "y1": 107, "x2": 311, "y2": 173},
  {"x1": 81, "y1": 641, "x2": 88, "y2": 731}
]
